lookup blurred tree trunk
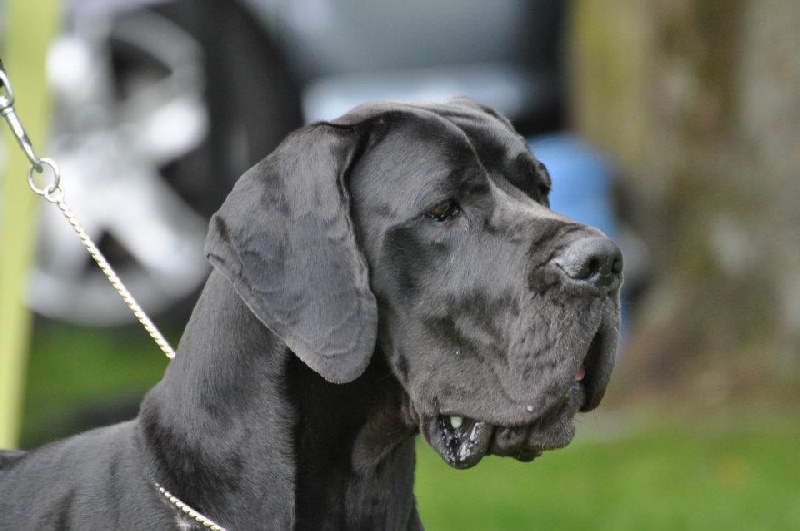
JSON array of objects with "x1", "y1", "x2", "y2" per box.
[{"x1": 570, "y1": 0, "x2": 800, "y2": 402}]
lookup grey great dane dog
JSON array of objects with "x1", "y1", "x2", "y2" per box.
[{"x1": 0, "y1": 99, "x2": 622, "y2": 529}]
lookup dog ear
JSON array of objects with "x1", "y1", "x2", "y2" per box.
[{"x1": 205, "y1": 124, "x2": 376, "y2": 384}]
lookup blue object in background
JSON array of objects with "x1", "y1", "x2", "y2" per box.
[{"x1": 528, "y1": 134, "x2": 617, "y2": 243}]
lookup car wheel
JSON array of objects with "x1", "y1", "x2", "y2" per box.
[{"x1": 32, "y1": 0, "x2": 302, "y2": 325}]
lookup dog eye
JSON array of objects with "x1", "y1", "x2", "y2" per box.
[{"x1": 426, "y1": 200, "x2": 461, "y2": 222}]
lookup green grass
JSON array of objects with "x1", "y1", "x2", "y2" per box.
[
  {"x1": 20, "y1": 324, "x2": 800, "y2": 530},
  {"x1": 416, "y1": 419, "x2": 800, "y2": 530},
  {"x1": 20, "y1": 323, "x2": 172, "y2": 447}
]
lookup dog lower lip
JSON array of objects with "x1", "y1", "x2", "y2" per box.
[
  {"x1": 423, "y1": 413, "x2": 554, "y2": 469},
  {"x1": 419, "y1": 415, "x2": 493, "y2": 469}
]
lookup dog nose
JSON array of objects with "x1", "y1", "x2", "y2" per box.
[{"x1": 555, "y1": 236, "x2": 623, "y2": 290}]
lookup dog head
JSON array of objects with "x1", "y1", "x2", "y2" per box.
[{"x1": 206, "y1": 99, "x2": 622, "y2": 469}]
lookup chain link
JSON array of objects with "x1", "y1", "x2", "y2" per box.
[{"x1": 51, "y1": 189, "x2": 176, "y2": 359}]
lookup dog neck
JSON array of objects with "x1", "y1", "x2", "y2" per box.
[{"x1": 139, "y1": 270, "x2": 421, "y2": 529}]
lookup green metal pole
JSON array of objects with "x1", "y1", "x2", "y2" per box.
[{"x1": 0, "y1": 0, "x2": 60, "y2": 449}]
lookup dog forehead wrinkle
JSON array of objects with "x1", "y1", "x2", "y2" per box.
[
  {"x1": 439, "y1": 127, "x2": 548, "y2": 208},
  {"x1": 351, "y1": 127, "x2": 480, "y2": 213},
  {"x1": 340, "y1": 101, "x2": 535, "y2": 201},
  {"x1": 487, "y1": 174, "x2": 548, "y2": 216},
  {"x1": 434, "y1": 111, "x2": 528, "y2": 169}
]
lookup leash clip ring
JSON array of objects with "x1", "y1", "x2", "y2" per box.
[{"x1": 27, "y1": 157, "x2": 62, "y2": 203}]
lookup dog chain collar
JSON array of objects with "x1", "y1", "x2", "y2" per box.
[
  {"x1": 0, "y1": 62, "x2": 176, "y2": 360},
  {"x1": 154, "y1": 481, "x2": 228, "y2": 530}
]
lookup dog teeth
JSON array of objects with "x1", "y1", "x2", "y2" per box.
[{"x1": 449, "y1": 416, "x2": 463, "y2": 429}]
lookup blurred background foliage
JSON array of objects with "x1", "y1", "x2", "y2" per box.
[{"x1": 1, "y1": 0, "x2": 799, "y2": 529}]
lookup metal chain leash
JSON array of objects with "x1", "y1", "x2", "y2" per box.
[
  {"x1": 154, "y1": 482, "x2": 227, "y2": 531},
  {"x1": 1, "y1": 62, "x2": 175, "y2": 360}
]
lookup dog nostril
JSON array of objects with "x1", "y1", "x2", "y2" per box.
[
  {"x1": 578, "y1": 257, "x2": 602, "y2": 281},
  {"x1": 556, "y1": 237, "x2": 622, "y2": 289}
]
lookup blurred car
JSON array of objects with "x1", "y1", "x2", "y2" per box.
[{"x1": 32, "y1": 0, "x2": 569, "y2": 324}]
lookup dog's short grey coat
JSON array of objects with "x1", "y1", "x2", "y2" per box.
[{"x1": 0, "y1": 99, "x2": 621, "y2": 530}]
